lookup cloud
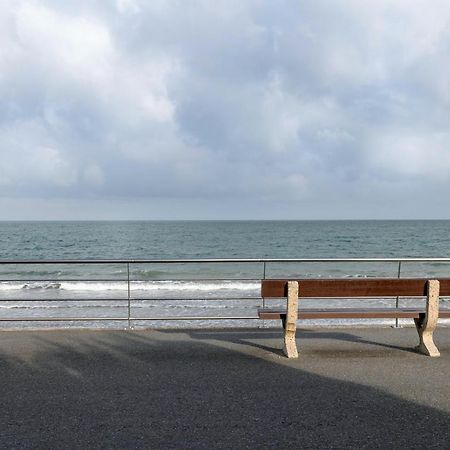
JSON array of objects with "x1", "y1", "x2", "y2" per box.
[
  {"x1": 367, "y1": 129, "x2": 450, "y2": 179},
  {"x1": 0, "y1": 0, "x2": 450, "y2": 218}
]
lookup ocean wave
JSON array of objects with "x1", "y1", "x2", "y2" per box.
[
  {"x1": 23, "y1": 282, "x2": 62, "y2": 290},
  {"x1": 0, "y1": 304, "x2": 124, "y2": 309},
  {"x1": 0, "y1": 302, "x2": 255, "y2": 310},
  {"x1": 0, "y1": 281, "x2": 64, "y2": 291},
  {"x1": 0, "y1": 280, "x2": 260, "y2": 292}
]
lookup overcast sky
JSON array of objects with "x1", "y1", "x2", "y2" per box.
[{"x1": 1, "y1": 0, "x2": 450, "y2": 220}]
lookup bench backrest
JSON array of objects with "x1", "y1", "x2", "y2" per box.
[{"x1": 261, "y1": 278, "x2": 450, "y2": 298}]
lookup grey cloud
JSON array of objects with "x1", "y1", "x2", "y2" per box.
[{"x1": 1, "y1": 0, "x2": 450, "y2": 219}]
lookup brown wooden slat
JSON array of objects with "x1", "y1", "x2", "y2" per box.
[
  {"x1": 258, "y1": 307, "x2": 450, "y2": 320},
  {"x1": 257, "y1": 308, "x2": 425, "y2": 320},
  {"x1": 261, "y1": 278, "x2": 450, "y2": 298}
]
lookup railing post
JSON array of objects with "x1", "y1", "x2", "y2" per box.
[
  {"x1": 127, "y1": 262, "x2": 131, "y2": 330},
  {"x1": 395, "y1": 261, "x2": 402, "y2": 328},
  {"x1": 262, "y1": 261, "x2": 266, "y2": 308}
]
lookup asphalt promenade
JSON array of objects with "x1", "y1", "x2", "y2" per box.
[{"x1": 1, "y1": 327, "x2": 449, "y2": 449}]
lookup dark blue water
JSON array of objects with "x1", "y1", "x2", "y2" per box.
[{"x1": 1, "y1": 220, "x2": 450, "y2": 259}]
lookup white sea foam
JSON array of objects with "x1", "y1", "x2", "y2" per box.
[
  {"x1": 0, "y1": 301, "x2": 255, "y2": 310},
  {"x1": 0, "y1": 280, "x2": 260, "y2": 292}
]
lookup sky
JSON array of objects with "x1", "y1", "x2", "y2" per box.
[{"x1": 1, "y1": 0, "x2": 450, "y2": 220}]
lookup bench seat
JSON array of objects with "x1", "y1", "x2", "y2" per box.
[{"x1": 258, "y1": 307, "x2": 450, "y2": 320}]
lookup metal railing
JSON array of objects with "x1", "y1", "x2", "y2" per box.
[{"x1": 1, "y1": 258, "x2": 450, "y2": 328}]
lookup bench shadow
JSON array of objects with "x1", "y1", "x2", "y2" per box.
[
  {"x1": 0, "y1": 329, "x2": 449, "y2": 449},
  {"x1": 156, "y1": 327, "x2": 421, "y2": 355}
]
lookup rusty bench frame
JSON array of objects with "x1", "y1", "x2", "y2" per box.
[{"x1": 259, "y1": 278, "x2": 450, "y2": 358}]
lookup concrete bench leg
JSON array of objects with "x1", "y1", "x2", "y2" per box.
[
  {"x1": 282, "y1": 281, "x2": 299, "y2": 358},
  {"x1": 414, "y1": 280, "x2": 440, "y2": 357}
]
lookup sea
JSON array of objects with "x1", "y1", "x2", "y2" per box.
[{"x1": 1, "y1": 220, "x2": 450, "y2": 329}]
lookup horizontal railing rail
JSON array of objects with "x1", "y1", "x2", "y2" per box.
[
  {"x1": 2, "y1": 258, "x2": 450, "y2": 263},
  {"x1": 1, "y1": 258, "x2": 450, "y2": 328}
]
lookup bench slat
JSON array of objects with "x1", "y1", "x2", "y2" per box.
[
  {"x1": 258, "y1": 307, "x2": 450, "y2": 320},
  {"x1": 261, "y1": 278, "x2": 450, "y2": 298}
]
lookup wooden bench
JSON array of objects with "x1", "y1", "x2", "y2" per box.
[{"x1": 259, "y1": 278, "x2": 450, "y2": 358}]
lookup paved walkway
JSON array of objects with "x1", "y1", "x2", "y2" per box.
[{"x1": 1, "y1": 327, "x2": 449, "y2": 449}]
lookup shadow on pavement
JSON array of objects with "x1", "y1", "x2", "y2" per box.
[
  {"x1": 0, "y1": 330, "x2": 449, "y2": 449},
  {"x1": 164, "y1": 327, "x2": 420, "y2": 355}
]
